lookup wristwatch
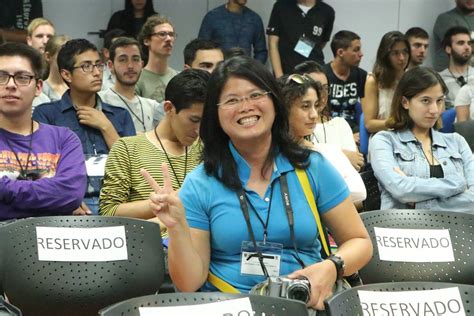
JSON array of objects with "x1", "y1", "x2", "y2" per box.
[{"x1": 327, "y1": 254, "x2": 345, "y2": 279}]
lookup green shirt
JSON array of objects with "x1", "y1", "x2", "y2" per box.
[{"x1": 135, "y1": 67, "x2": 179, "y2": 103}]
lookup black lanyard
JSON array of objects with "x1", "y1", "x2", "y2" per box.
[
  {"x1": 237, "y1": 173, "x2": 306, "y2": 277},
  {"x1": 154, "y1": 127, "x2": 187, "y2": 187},
  {"x1": 111, "y1": 89, "x2": 146, "y2": 131},
  {"x1": 3, "y1": 120, "x2": 35, "y2": 180}
]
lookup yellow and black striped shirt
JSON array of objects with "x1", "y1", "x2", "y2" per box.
[{"x1": 99, "y1": 133, "x2": 202, "y2": 217}]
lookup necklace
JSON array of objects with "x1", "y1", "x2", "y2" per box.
[
  {"x1": 111, "y1": 89, "x2": 146, "y2": 131},
  {"x1": 153, "y1": 127, "x2": 188, "y2": 187},
  {"x1": 3, "y1": 120, "x2": 35, "y2": 180},
  {"x1": 448, "y1": 67, "x2": 469, "y2": 87}
]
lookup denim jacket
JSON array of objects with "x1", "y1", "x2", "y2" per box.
[{"x1": 369, "y1": 128, "x2": 474, "y2": 213}]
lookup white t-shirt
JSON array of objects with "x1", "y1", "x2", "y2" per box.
[
  {"x1": 312, "y1": 117, "x2": 357, "y2": 152},
  {"x1": 454, "y1": 84, "x2": 474, "y2": 120},
  {"x1": 99, "y1": 88, "x2": 164, "y2": 133}
]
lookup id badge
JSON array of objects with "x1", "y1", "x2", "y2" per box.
[
  {"x1": 240, "y1": 241, "x2": 282, "y2": 277},
  {"x1": 85, "y1": 154, "x2": 108, "y2": 177},
  {"x1": 294, "y1": 36, "x2": 315, "y2": 58}
]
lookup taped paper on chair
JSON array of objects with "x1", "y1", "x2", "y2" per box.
[
  {"x1": 358, "y1": 287, "x2": 465, "y2": 316},
  {"x1": 36, "y1": 226, "x2": 128, "y2": 261},
  {"x1": 139, "y1": 297, "x2": 253, "y2": 316},
  {"x1": 374, "y1": 227, "x2": 454, "y2": 262}
]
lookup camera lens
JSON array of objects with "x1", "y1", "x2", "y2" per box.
[{"x1": 286, "y1": 283, "x2": 311, "y2": 303}]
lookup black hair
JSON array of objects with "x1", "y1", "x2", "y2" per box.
[
  {"x1": 405, "y1": 27, "x2": 429, "y2": 40},
  {"x1": 122, "y1": 0, "x2": 157, "y2": 36},
  {"x1": 278, "y1": 74, "x2": 322, "y2": 114},
  {"x1": 0, "y1": 42, "x2": 43, "y2": 78},
  {"x1": 184, "y1": 38, "x2": 222, "y2": 65},
  {"x1": 224, "y1": 47, "x2": 247, "y2": 59},
  {"x1": 103, "y1": 29, "x2": 127, "y2": 50},
  {"x1": 200, "y1": 56, "x2": 310, "y2": 190},
  {"x1": 293, "y1": 60, "x2": 325, "y2": 74},
  {"x1": 57, "y1": 39, "x2": 99, "y2": 72},
  {"x1": 442, "y1": 26, "x2": 471, "y2": 49},
  {"x1": 165, "y1": 68, "x2": 210, "y2": 113},
  {"x1": 330, "y1": 30, "x2": 361, "y2": 57},
  {"x1": 109, "y1": 37, "x2": 142, "y2": 61}
]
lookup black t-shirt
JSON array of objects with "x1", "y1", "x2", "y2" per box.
[
  {"x1": 324, "y1": 63, "x2": 367, "y2": 130},
  {"x1": 267, "y1": 1, "x2": 335, "y2": 74},
  {"x1": 0, "y1": 0, "x2": 43, "y2": 30}
]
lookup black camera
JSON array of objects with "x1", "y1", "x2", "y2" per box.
[{"x1": 250, "y1": 276, "x2": 311, "y2": 303}]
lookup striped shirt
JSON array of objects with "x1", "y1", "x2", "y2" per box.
[{"x1": 99, "y1": 133, "x2": 202, "y2": 218}]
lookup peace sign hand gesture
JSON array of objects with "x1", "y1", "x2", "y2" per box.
[{"x1": 140, "y1": 163, "x2": 186, "y2": 229}]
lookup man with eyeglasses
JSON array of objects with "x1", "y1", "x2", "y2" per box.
[
  {"x1": 99, "y1": 37, "x2": 164, "y2": 133},
  {"x1": 33, "y1": 39, "x2": 136, "y2": 214},
  {"x1": 439, "y1": 26, "x2": 474, "y2": 108},
  {"x1": 136, "y1": 15, "x2": 178, "y2": 103},
  {"x1": 0, "y1": 42, "x2": 86, "y2": 220}
]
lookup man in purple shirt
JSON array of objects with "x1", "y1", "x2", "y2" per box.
[{"x1": 0, "y1": 42, "x2": 86, "y2": 220}]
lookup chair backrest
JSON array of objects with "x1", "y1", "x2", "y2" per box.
[
  {"x1": 359, "y1": 209, "x2": 474, "y2": 284},
  {"x1": 0, "y1": 216, "x2": 165, "y2": 316},
  {"x1": 99, "y1": 293, "x2": 309, "y2": 316},
  {"x1": 359, "y1": 167, "x2": 380, "y2": 212},
  {"x1": 325, "y1": 282, "x2": 474, "y2": 316},
  {"x1": 440, "y1": 108, "x2": 456, "y2": 133},
  {"x1": 454, "y1": 120, "x2": 474, "y2": 152},
  {"x1": 359, "y1": 113, "x2": 370, "y2": 155}
]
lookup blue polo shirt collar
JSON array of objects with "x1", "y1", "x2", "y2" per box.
[{"x1": 228, "y1": 141, "x2": 294, "y2": 187}]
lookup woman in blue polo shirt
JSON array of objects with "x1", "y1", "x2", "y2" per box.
[{"x1": 143, "y1": 56, "x2": 372, "y2": 311}]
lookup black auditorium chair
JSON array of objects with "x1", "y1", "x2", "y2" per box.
[
  {"x1": 0, "y1": 216, "x2": 165, "y2": 316},
  {"x1": 325, "y1": 282, "x2": 474, "y2": 316},
  {"x1": 99, "y1": 292, "x2": 309, "y2": 316},
  {"x1": 359, "y1": 167, "x2": 381, "y2": 212},
  {"x1": 454, "y1": 120, "x2": 474, "y2": 152},
  {"x1": 359, "y1": 209, "x2": 474, "y2": 285}
]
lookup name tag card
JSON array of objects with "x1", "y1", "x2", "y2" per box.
[
  {"x1": 85, "y1": 154, "x2": 108, "y2": 177},
  {"x1": 139, "y1": 297, "x2": 253, "y2": 316},
  {"x1": 358, "y1": 287, "x2": 465, "y2": 316},
  {"x1": 374, "y1": 227, "x2": 454, "y2": 262},
  {"x1": 36, "y1": 226, "x2": 128, "y2": 262}
]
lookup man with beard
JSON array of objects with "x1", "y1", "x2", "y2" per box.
[
  {"x1": 323, "y1": 30, "x2": 367, "y2": 133},
  {"x1": 405, "y1": 27, "x2": 429, "y2": 70},
  {"x1": 433, "y1": 0, "x2": 474, "y2": 71},
  {"x1": 198, "y1": 0, "x2": 267, "y2": 64},
  {"x1": 136, "y1": 15, "x2": 178, "y2": 103},
  {"x1": 99, "y1": 37, "x2": 163, "y2": 133},
  {"x1": 33, "y1": 39, "x2": 136, "y2": 214},
  {"x1": 439, "y1": 26, "x2": 474, "y2": 108}
]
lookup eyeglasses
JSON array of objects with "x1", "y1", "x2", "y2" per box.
[
  {"x1": 217, "y1": 90, "x2": 271, "y2": 108},
  {"x1": 72, "y1": 63, "x2": 106, "y2": 73},
  {"x1": 0, "y1": 72, "x2": 36, "y2": 86},
  {"x1": 151, "y1": 31, "x2": 177, "y2": 39}
]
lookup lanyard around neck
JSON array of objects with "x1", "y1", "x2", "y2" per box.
[
  {"x1": 111, "y1": 89, "x2": 146, "y2": 131},
  {"x1": 154, "y1": 127, "x2": 188, "y2": 187}
]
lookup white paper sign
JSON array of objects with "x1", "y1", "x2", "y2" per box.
[
  {"x1": 374, "y1": 227, "x2": 454, "y2": 262},
  {"x1": 85, "y1": 154, "x2": 108, "y2": 177},
  {"x1": 36, "y1": 226, "x2": 128, "y2": 262},
  {"x1": 139, "y1": 297, "x2": 253, "y2": 316},
  {"x1": 358, "y1": 287, "x2": 466, "y2": 316}
]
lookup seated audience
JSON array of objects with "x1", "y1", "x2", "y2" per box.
[
  {"x1": 42, "y1": 35, "x2": 70, "y2": 101},
  {"x1": 370, "y1": 67, "x2": 474, "y2": 212},
  {"x1": 294, "y1": 61, "x2": 364, "y2": 171},
  {"x1": 324, "y1": 30, "x2": 367, "y2": 133},
  {"x1": 0, "y1": 43, "x2": 86, "y2": 220},
  {"x1": 279, "y1": 73, "x2": 366, "y2": 203},
  {"x1": 100, "y1": 69, "x2": 208, "y2": 225},
  {"x1": 33, "y1": 39, "x2": 136, "y2": 214},
  {"x1": 183, "y1": 38, "x2": 224, "y2": 73},
  {"x1": 99, "y1": 37, "x2": 163, "y2": 133},
  {"x1": 142, "y1": 56, "x2": 372, "y2": 310},
  {"x1": 106, "y1": 0, "x2": 157, "y2": 39},
  {"x1": 455, "y1": 84, "x2": 474, "y2": 122},
  {"x1": 362, "y1": 31, "x2": 409, "y2": 134},
  {"x1": 439, "y1": 26, "x2": 474, "y2": 108},
  {"x1": 405, "y1": 27, "x2": 429, "y2": 70},
  {"x1": 136, "y1": 15, "x2": 178, "y2": 103}
]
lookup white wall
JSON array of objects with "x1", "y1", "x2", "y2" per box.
[{"x1": 42, "y1": 0, "x2": 455, "y2": 71}]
